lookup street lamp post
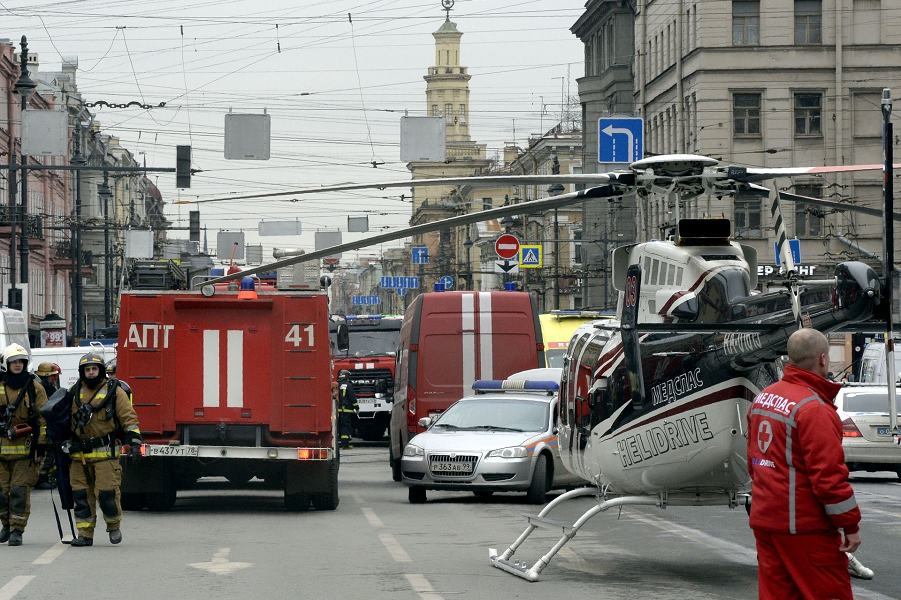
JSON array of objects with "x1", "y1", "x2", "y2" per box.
[
  {"x1": 463, "y1": 231, "x2": 474, "y2": 291},
  {"x1": 14, "y1": 36, "x2": 37, "y2": 290},
  {"x1": 99, "y1": 172, "x2": 113, "y2": 328}
]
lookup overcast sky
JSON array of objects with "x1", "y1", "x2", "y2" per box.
[{"x1": 2, "y1": 0, "x2": 586, "y2": 264}]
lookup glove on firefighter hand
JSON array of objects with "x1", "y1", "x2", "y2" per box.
[
  {"x1": 34, "y1": 444, "x2": 47, "y2": 463},
  {"x1": 125, "y1": 444, "x2": 143, "y2": 463}
]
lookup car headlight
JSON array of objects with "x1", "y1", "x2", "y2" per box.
[
  {"x1": 487, "y1": 446, "x2": 528, "y2": 459},
  {"x1": 403, "y1": 444, "x2": 424, "y2": 457}
]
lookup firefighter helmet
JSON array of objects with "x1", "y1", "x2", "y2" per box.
[
  {"x1": 338, "y1": 370, "x2": 351, "y2": 381},
  {"x1": 2, "y1": 344, "x2": 29, "y2": 368},
  {"x1": 78, "y1": 352, "x2": 107, "y2": 376},
  {"x1": 36, "y1": 362, "x2": 61, "y2": 377}
]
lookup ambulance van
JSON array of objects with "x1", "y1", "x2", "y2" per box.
[{"x1": 388, "y1": 290, "x2": 544, "y2": 480}]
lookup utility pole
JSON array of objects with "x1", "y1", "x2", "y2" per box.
[
  {"x1": 17, "y1": 36, "x2": 36, "y2": 289},
  {"x1": 100, "y1": 171, "x2": 112, "y2": 328},
  {"x1": 881, "y1": 88, "x2": 899, "y2": 441},
  {"x1": 72, "y1": 122, "x2": 85, "y2": 338}
]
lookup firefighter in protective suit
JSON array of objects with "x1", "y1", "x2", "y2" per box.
[
  {"x1": 337, "y1": 370, "x2": 358, "y2": 449},
  {"x1": 64, "y1": 352, "x2": 142, "y2": 547},
  {"x1": 0, "y1": 344, "x2": 48, "y2": 546}
]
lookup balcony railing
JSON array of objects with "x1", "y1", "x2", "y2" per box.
[{"x1": 0, "y1": 207, "x2": 43, "y2": 239}]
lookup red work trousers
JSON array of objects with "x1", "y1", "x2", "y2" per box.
[{"x1": 754, "y1": 529, "x2": 853, "y2": 600}]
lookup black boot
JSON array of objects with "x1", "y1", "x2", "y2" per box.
[
  {"x1": 8, "y1": 530, "x2": 22, "y2": 546},
  {"x1": 71, "y1": 536, "x2": 93, "y2": 547},
  {"x1": 109, "y1": 529, "x2": 122, "y2": 544},
  {"x1": 0, "y1": 525, "x2": 9, "y2": 543}
]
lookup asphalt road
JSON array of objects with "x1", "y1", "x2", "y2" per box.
[{"x1": 1, "y1": 446, "x2": 899, "y2": 600}]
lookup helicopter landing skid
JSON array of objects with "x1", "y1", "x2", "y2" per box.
[{"x1": 489, "y1": 488, "x2": 747, "y2": 582}]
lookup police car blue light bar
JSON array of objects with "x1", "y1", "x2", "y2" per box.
[{"x1": 472, "y1": 380, "x2": 560, "y2": 392}]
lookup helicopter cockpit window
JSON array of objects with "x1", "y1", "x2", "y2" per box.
[
  {"x1": 677, "y1": 267, "x2": 684, "y2": 285},
  {"x1": 651, "y1": 260, "x2": 660, "y2": 284},
  {"x1": 696, "y1": 267, "x2": 752, "y2": 323},
  {"x1": 644, "y1": 257, "x2": 651, "y2": 282},
  {"x1": 667, "y1": 264, "x2": 676, "y2": 286}
]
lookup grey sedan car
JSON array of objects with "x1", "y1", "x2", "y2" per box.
[{"x1": 401, "y1": 372, "x2": 583, "y2": 504}]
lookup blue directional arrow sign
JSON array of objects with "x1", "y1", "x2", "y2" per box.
[
  {"x1": 439, "y1": 276, "x2": 454, "y2": 290},
  {"x1": 412, "y1": 246, "x2": 429, "y2": 264},
  {"x1": 774, "y1": 239, "x2": 802, "y2": 266},
  {"x1": 598, "y1": 117, "x2": 644, "y2": 164}
]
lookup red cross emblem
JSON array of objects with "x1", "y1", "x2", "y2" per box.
[{"x1": 757, "y1": 420, "x2": 773, "y2": 454}]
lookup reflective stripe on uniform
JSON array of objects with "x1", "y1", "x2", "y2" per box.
[
  {"x1": 785, "y1": 393, "x2": 824, "y2": 534},
  {"x1": 824, "y1": 494, "x2": 858, "y2": 515},
  {"x1": 71, "y1": 446, "x2": 119, "y2": 459}
]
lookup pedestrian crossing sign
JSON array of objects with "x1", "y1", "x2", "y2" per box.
[{"x1": 519, "y1": 245, "x2": 542, "y2": 268}]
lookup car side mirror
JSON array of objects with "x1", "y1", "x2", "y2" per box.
[
  {"x1": 336, "y1": 324, "x2": 349, "y2": 353},
  {"x1": 418, "y1": 417, "x2": 432, "y2": 429},
  {"x1": 552, "y1": 426, "x2": 559, "y2": 435}
]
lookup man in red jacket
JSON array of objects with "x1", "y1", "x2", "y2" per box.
[{"x1": 748, "y1": 328, "x2": 861, "y2": 600}]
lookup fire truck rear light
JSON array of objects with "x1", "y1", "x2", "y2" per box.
[
  {"x1": 140, "y1": 444, "x2": 147, "y2": 456},
  {"x1": 537, "y1": 343, "x2": 545, "y2": 351},
  {"x1": 268, "y1": 449, "x2": 279, "y2": 458},
  {"x1": 298, "y1": 448, "x2": 311, "y2": 459},
  {"x1": 842, "y1": 418, "x2": 863, "y2": 437},
  {"x1": 410, "y1": 344, "x2": 419, "y2": 352}
]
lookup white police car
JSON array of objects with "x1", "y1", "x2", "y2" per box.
[{"x1": 401, "y1": 368, "x2": 584, "y2": 504}]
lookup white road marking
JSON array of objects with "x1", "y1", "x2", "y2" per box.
[
  {"x1": 378, "y1": 533, "x2": 412, "y2": 563},
  {"x1": 0, "y1": 576, "x2": 33, "y2": 600},
  {"x1": 404, "y1": 574, "x2": 445, "y2": 600},
  {"x1": 32, "y1": 543, "x2": 67, "y2": 565},
  {"x1": 189, "y1": 548, "x2": 252, "y2": 575},
  {"x1": 361, "y1": 507, "x2": 384, "y2": 528},
  {"x1": 626, "y1": 511, "x2": 757, "y2": 565},
  {"x1": 862, "y1": 505, "x2": 901, "y2": 521}
]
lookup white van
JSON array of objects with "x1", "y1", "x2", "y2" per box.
[
  {"x1": 31, "y1": 343, "x2": 116, "y2": 390},
  {"x1": 859, "y1": 341, "x2": 901, "y2": 384}
]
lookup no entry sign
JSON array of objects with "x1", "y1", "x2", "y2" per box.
[{"x1": 495, "y1": 234, "x2": 520, "y2": 260}]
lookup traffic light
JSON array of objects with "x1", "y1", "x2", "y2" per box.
[
  {"x1": 189, "y1": 210, "x2": 200, "y2": 242},
  {"x1": 176, "y1": 145, "x2": 191, "y2": 189}
]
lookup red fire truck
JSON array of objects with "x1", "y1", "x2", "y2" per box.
[
  {"x1": 329, "y1": 315, "x2": 402, "y2": 441},
  {"x1": 116, "y1": 279, "x2": 346, "y2": 511}
]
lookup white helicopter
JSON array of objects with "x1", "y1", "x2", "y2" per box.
[{"x1": 193, "y1": 153, "x2": 893, "y2": 582}]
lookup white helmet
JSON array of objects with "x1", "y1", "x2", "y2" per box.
[{"x1": 2, "y1": 344, "x2": 29, "y2": 369}]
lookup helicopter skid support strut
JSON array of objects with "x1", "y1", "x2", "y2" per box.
[{"x1": 488, "y1": 488, "x2": 745, "y2": 582}]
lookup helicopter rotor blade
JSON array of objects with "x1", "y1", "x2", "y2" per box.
[
  {"x1": 174, "y1": 174, "x2": 615, "y2": 205},
  {"x1": 779, "y1": 191, "x2": 901, "y2": 222},
  {"x1": 197, "y1": 184, "x2": 621, "y2": 287},
  {"x1": 729, "y1": 162, "x2": 901, "y2": 183}
]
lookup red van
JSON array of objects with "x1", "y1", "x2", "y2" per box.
[{"x1": 388, "y1": 291, "x2": 544, "y2": 480}]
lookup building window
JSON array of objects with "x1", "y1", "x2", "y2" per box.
[
  {"x1": 431, "y1": 104, "x2": 438, "y2": 116},
  {"x1": 733, "y1": 93, "x2": 761, "y2": 135},
  {"x1": 585, "y1": 36, "x2": 595, "y2": 76},
  {"x1": 573, "y1": 230, "x2": 582, "y2": 264},
  {"x1": 445, "y1": 103, "x2": 452, "y2": 118},
  {"x1": 794, "y1": 184, "x2": 824, "y2": 236},
  {"x1": 482, "y1": 197, "x2": 492, "y2": 211},
  {"x1": 459, "y1": 104, "x2": 466, "y2": 124},
  {"x1": 734, "y1": 199, "x2": 762, "y2": 237},
  {"x1": 733, "y1": 1, "x2": 760, "y2": 46},
  {"x1": 794, "y1": 93, "x2": 822, "y2": 135},
  {"x1": 605, "y1": 19, "x2": 615, "y2": 67},
  {"x1": 795, "y1": 0, "x2": 822, "y2": 44}
]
